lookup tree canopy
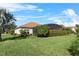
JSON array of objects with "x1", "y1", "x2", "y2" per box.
[{"x1": 0, "y1": 9, "x2": 16, "y2": 40}]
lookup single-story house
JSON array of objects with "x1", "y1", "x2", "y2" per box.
[
  {"x1": 15, "y1": 22, "x2": 39, "y2": 35},
  {"x1": 44, "y1": 24, "x2": 64, "y2": 30}
]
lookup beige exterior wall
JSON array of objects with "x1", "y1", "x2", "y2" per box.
[
  {"x1": 29, "y1": 29, "x2": 33, "y2": 35},
  {"x1": 71, "y1": 27, "x2": 76, "y2": 33},
  {"x1": 15, "y1": 28, "x2": 22, "y2": 34},
  {"x1": 15, "y1": 28, "x2": 33, "y2": 35}
]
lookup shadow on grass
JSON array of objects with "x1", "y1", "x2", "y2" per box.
[
  {"x1": 2, "y1": 35, "x2": 27, "y2": 42},
  {"x1": 68, "y1": 48, "x2": 75, "y2": 56}
]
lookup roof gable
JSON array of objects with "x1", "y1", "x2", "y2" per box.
[{"x1": 20, "y1": 22, "x2": 39, "y2": 28}]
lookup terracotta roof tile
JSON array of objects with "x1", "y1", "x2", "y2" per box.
[{"x1": 21, "y1": 22, "x2": 39, "y2": 28}]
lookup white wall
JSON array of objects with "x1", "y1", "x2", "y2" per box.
[
  {"x1": 71, "y1": 27, "x2": 76, "y2": 33},
  {"x1": 29, "y1": 29, "x2": 33, "y2": 35},
  {"x1": 15, "y1": 28, "x2": 21, "y2": 34},
  {"x1": 15, "y1": 28, "x2": 33, "y2": 35}
]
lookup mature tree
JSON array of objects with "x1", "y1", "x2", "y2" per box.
[
  {"x1": 5, "y1": 22, "x2": 16, "y2": 34},
  {"x1": 0, "y1": 9, "x2": 16, "y2": 41}
]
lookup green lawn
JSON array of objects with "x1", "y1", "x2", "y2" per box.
[{"x1": 0, "y1": 34, "x2": 76, "y2": 56}]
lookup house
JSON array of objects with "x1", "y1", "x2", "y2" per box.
[
  {"x1": 67, "y1": 26, "x2": 77, "y2": 33},
  {"x1": 71, "y1": 27, "x2": 77, "y2": 33},
  {"x1": 62, "y1": 26, "x2": 77, "y2": 33},
  {"x1": 15, "y1": 22, "x2": 39, "y2": 35},
  {"x1": 44, "y1": 24, "x2": 64, "y2": 30}
]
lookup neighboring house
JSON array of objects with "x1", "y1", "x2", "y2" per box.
[
  {"x1": 44, "y1": 24, "x2": 64, "y2": 30},
  {"x1": 69, "y1": 26, "x2": 77, "y2": 33},
  {"x1": 63, "y1": 26, "x2": 77, "y2": 33},
  {"x1": 71, "y1": 27, "x2": 77, "y2": 33},
  {"x1": 15, "y1": 22, "x2": 39, "y2": 35}
]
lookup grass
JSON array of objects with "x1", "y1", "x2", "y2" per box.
[{"x1": 0, "y1": 34, "x2": 76, "y2": 56}]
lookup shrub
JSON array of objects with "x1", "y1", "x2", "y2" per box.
[
  {"x1": 48, "y1": 29, "x2": 72, "y2": 37},
  {"x1": 76, "y1": 28, "x2": 79, "y2": 37},
  {"x1": 49, "y1": 30, "x2": 66, "y2": 36},
  {"x1": 35, "y1": 25, "x2": 49, "y2": 37},
  {"x1": 20, "y1": 29, "x2": 28, "y2": 37},
  {"x1": 9, "y1": 30, "x2": 15, "y2": 35},
  {"x1": 69, "y1": 37, "x2": 79, "y2": 56},
  {"x1": 4, "y1": 29, "x2": 15, "y2": 35},
  {"x1": 64, "y1": 28, "x2": 73, "y2": 34},
  {"x1": 76, "y1": 29, "x2": 79, "y2": 33},
  {"x1": 76, "y1": 24, "x2": 79, "y2": 36}
]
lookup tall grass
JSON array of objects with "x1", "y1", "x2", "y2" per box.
[{"x1": 0, "y1": 34, "x2": 76, "y2": 56}]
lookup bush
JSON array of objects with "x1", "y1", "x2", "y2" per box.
[
  {"x1": 48, "y1": 30, "x2": 66, "y2": 36},
  {"x1": 76, "y1": 29, "x2": 79, "y2": 33},
  {"x1": 35, "y1": 25, "x2": 49, "y2": 37},
  {"x1": 69, "y1": 37, "x2": 79, "y2": 56},
  {"x1": 48, "y1": 29, "x2": 72, "y2": 37},
  {"x1": 64, "y1": 28, "x2": 73, "y2": 33},
  {"x1": 76, "y1": 24, "x2": 79, "y2": 36},
  {"x1": 4, "y1": 29, "x2": 15, "y2": 35},
  {"x1": 9, "y1": 30, "x2": 15, "y2": 35},
  {"x1": 20, "y1": 29, "x2": 28, "y2": 37},
  {"x1": 76, "y1": 29, "x2": 79, "y2": 37}
]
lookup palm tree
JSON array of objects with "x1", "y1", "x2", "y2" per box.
[{"x1": 0, "y1": 9, "x2": 16, "y2": 41}]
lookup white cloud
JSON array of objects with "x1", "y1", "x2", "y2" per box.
[
  {"x1": 15, "y1": 15, "x2": 47, "y2": 21},
  {"x1": 0, "y1": 3, "x2": 43, "y2": 12},
  {"x1": 63, "y1": 22, "x2": 72, "y2": 27},
  {"x1": 0, "y1": 3, "x2": 25, "y2": 12},
  {"x1": 25, "y1": 4, "x2": 43, "y2": 12},
  {"x1": 48, "y1": 16, "x2": 64, "y2": 25},
  {"x1": 48, "y1": 17, "x2": 73, "y2": 27},
  {"x1": 26, "y1": 15, "x2": 47, "y2": 18},
  {"x1": 63, "y1": 9, "x2": 77, "y2": 16},
  {"x1": 16, "y1": 17, "x2": 23, "y2": 21},
  {"x1": 48, "y1": 9, "x2": 79, "y2": 27},
  {"x1": 48, "y1": 16, "x2": 62, "y2": 20},
  {"x1": 63, "y1": 9, "x2": 79, "y2": 26}
]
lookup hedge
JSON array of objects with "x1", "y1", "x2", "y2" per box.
[{"x1": 48, "y1": 29, "x2": 72, "y2": 37}]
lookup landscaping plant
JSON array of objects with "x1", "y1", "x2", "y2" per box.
[
  {"x1": 20, "y1": 29, "x2": 28, "y2": 37},
  {"x1": 35, "y1": 25, "x2": 49, "y2": 37}
]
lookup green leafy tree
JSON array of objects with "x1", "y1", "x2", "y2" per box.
[
  {"x1": 5, "y1": 22, "x2": 16, "y2": 34},
  {"x1": 35, "y1": 25, "x2": 49, "y2": 37},
  {"x1": 0, "y1": 9, "x2": 16, "y2": 41}
]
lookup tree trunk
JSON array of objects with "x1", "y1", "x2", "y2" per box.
[{"x1": 0, "y1": 33, "x2": 2, "y2": 41}]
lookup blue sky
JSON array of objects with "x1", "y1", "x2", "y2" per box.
[{"x1": 0, "y1": 3, "x2": 79, "y2": 27}]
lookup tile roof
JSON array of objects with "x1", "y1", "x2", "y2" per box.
[{"x1": 20, "y1": 22, "x2": 39, "y2": 28}]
